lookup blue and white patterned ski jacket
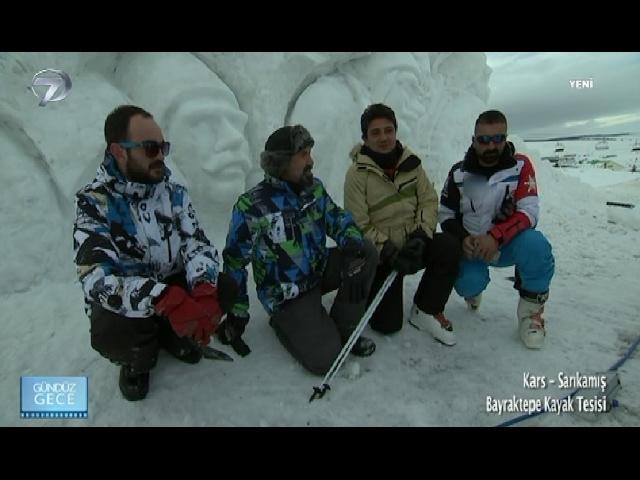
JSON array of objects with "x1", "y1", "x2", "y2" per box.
[{"x1": 73, "y1": 152, "x2": 220, "y2": 318}]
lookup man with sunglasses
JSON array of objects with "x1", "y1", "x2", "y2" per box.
[
  {"x1": 73, "y1": 105, "x2": 233, "y2": 401},
  {"x1": 220, "y1": 125, "x2": 379, "y2": 375},
  {"x1": 439, "y1": 110, "x2": 555, "y2": 349},
  {"x1": 344, "y1": 103, "x2": 462, "y2": 346}
]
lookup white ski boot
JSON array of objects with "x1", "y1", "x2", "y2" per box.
[
  {"x1": 408, "y1": 304, "x2": 456, "y2": 346},
  {"x1": 517, "y1": 296, "x2": 547, "y2": 349}
]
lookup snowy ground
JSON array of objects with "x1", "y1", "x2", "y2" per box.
[{"x1": 2, "y1": 142, "x2": 638, "y2": 427}]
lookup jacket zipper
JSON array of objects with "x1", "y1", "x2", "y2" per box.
[{"x1": 164, "y1": 224, "x2": 172, "y2": 263}]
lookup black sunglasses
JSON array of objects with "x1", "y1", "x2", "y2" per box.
[{"x1": 119, "y1": 140, "x2": 171, "y2": 158}]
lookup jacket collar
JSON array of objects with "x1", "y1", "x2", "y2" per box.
[
  {"x1": 263, "y1": 173, "x2": 315, "y2": 199},
  {"x1": 352, "y1": 142, "x2": 422, "y2": 175},
  {"x1": 97, "y1": 150, "x2": 171, "y2": 200}
]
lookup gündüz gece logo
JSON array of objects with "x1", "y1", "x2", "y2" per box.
[
  {"x1": 21, "y1": 376, "x2": 88, "y2": 419},
  {"x1": 29, "y1": 69, "x2": 72, "y2": 106}
]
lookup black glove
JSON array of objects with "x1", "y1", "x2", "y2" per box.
[
  {"x1": 393, "y1": 231, "x2": 430, "y2": 275},
  {"x1": 494, "y1": 196, "x2": 516, "y2": 223},
  {"x1": 379, "y1": 240, "x2": 400, "y2": 268},
  {"x1": 217, "y1": 313, "x2": 251, "y2": 357},
  {"x1": 340, "y1": 239, "x2": 369, "y2": 304},
  {"x1": 216, "y1": 271, "x2": 240, "y2": 314},
  {"x1": 406, "y1": 227, "x2": 431, "y2": 250}
]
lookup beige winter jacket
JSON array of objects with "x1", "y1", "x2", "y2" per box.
[{"x1": 344, "y1": 144, "x2": 439, "y2": 252}]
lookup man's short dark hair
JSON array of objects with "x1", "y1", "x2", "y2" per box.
[
  {"x1": 361, "y1": 103, "x2": 398, "y2": 140},
  {"x1": 104, "y1": 105, "x2": 152, "y2": 146},
  {"x1": 475, "y1": 110, "x2": 508, "y2": 132}
]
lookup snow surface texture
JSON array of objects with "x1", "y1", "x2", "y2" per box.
[{"x1": 0, "y1": 52, "x2": 637, "y2": 426}]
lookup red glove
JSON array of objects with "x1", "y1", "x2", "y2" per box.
[
  {"x1": 154, "y1": 286, "x2": 213, "y2": 343},
  {"x1": 191, "y1": 283, "x2": 223, "y2": 333}
]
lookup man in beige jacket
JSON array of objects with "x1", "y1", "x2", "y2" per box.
[{"x1": 344, "y1": 104, "x2": 461, "y2": 346}]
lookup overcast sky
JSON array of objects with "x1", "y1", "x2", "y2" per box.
[{"x1": 485, "y1": 52, "x2": 640, "y2": 139}]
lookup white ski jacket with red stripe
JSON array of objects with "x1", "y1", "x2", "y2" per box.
[{"x1": 438, "y1": 144, "x2": 539, "y2": 245}]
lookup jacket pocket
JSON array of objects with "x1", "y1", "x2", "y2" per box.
[{"x1": 265, "y1": 212, "x2": 287, "y2": 244}]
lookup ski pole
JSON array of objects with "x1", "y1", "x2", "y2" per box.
[{"x1": 309, "y1": 270, "x2": 398, "y2": 402}]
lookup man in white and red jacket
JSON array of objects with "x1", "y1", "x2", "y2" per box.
[{"x1": 438, "y1": 110, "x2": 555, "y2": 349}]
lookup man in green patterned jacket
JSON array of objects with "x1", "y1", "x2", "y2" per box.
[{"x1": 219, "y1": 125, "x2": 379, "y2": 375}]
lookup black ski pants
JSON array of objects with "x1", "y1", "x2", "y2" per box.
[
  {"x1": 269, "y1": 239, "x2": 378, "y2": 375},
  {"x1": 368, "y1": 231, "x2": 461, "y2": 334}
]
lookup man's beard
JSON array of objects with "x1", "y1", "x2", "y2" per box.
[
  {"x1": 480, "y1": 149, "x2": 500, "y2": 165},
  {"x1": 300, "y1": 167, "x2": 314, "y2": 187},
  {"x1": 126, "y1": 156, "x2": 165, "y2": 184}
]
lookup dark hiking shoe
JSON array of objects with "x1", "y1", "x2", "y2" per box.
[
  {"x1": 350, "y1": 336, "x2": 376, "y2": 357},
  {"x1": 164, "y1": 339, "x2": 203, "y2": 364},
  {"x1": 119, "y1": 365, "x2": 150, "y2": 401},
  {"x1": 159, "y1": 328, "x2": 203, "y2": 364}
]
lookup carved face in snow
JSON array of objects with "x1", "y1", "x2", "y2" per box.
[{"x1": 165, "y1": 82, "x2": 251, "y2": 237}]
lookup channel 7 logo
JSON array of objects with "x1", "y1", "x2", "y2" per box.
[{"x1": 28, "y1": 69, "x2": 72, "y2": 106}]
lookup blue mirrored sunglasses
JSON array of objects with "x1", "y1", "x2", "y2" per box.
[
  {"x1": 475, "y1": 134, "x2": 507, "y2": 145},
  {"x1": 119, "y1": 140, "x2": 171, "y2": 158}
]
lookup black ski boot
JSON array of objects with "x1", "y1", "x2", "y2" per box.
[
  {"x1": 119, "y1": 365, "x2": 150, "y2": 401},
  {"x1": 157, "y1": 318, "x2": 202, "y2": 364},
  {"x1": 163, "y1": 337, "x2": 203, "y2": 364},
  {"x1": 350, "y1": 336, "x2": 376, "y2": 357}
]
